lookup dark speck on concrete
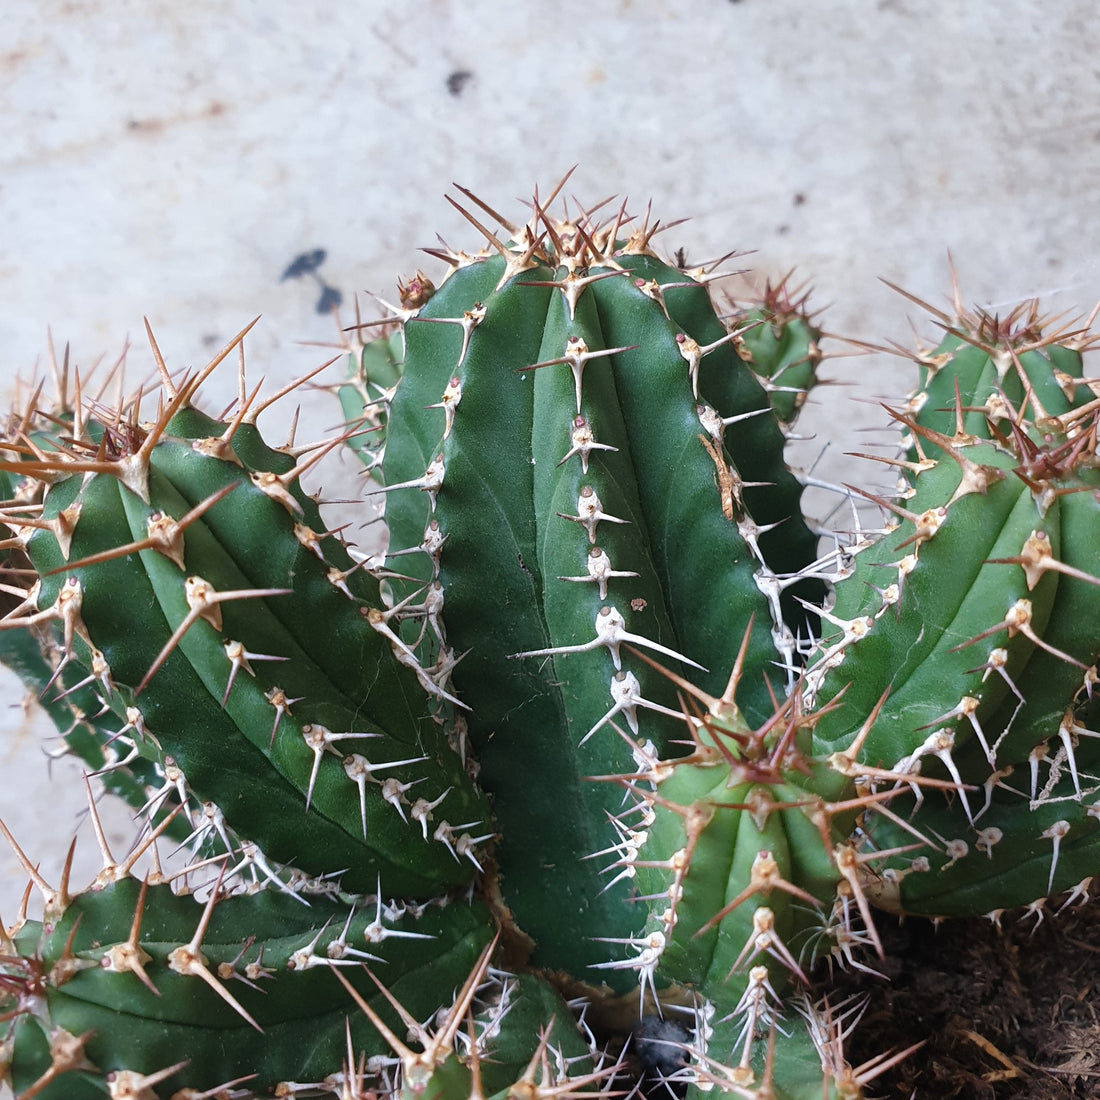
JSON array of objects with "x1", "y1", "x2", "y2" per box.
[
  {"x1": 315, "y1": 284, "x2": 343, "y2": 313},
  {"x1": 447, "y1": 70, "x2": 474, "y2": 96},
  {"x1": 281, "y1": 249, "x2": 327, "y2": 281}
]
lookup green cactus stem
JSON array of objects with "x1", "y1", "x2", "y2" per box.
[
  {"x1": 726, "y1": 276, "x2": 824, "y2": 431},
  {"x1": 808, "y1": 411, "x2": 1100, "y2": 784},
  {"x1": 806, "y1": 296, "x2": 1100, "y2": 935},
  {"x1": 603, "y1": 636, "x2": 920, "y2": 1100},
  {"x1": 369, "y1": 185, "x2": 831, "y2": 980},
  {"x1": 0, "y1": 331, "x2": 489, "y2": 898},
  {"x1": 3, "y1": 869, "x2": 493, "y2": 1098}
]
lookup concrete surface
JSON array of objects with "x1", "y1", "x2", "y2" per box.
[{"x1": 1, "y1": 0, "x2": 1099, "y2": 947}]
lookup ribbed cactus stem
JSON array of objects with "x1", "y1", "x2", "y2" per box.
[
  {"x1": 373, "y1": 189, "x2": 827, "y2": 981},
  {"x1": 0, "y1": 347, "x2": 489, "y2": 899}
]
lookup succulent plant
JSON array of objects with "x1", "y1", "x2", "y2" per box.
[
  {"x1": 1, "y1": 180, "x2": 1098, "y2": 1100},
  {"x1": 807, "y1": 297, "x2": 1100, "y2": 922}
]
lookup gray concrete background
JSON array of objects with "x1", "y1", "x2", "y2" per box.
[{"x1": 1, "y1": 0, "x2": 1099, "y2": 930}]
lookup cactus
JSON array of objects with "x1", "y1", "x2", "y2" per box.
[
  {"x1": 805, "y1": 293, "x2": 1100, "y2": 925},
  {"x1": 1, "y1": 180, "x2": 1099, "y2": 1099},
  {"x1": 373, "y1": 184, "x2": 829, "y2": 984},
  {"x1": 5, "y1": 876, "x2": 494, "y2": 1097}
]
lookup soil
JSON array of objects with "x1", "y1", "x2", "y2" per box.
[{"x1": 828, "y1": 893, "x2": 1100, "y2": 1098}]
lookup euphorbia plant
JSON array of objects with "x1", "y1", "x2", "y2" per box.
[{"x1": 0, "y1": 178, "x2": 1098, "y2": 1099}]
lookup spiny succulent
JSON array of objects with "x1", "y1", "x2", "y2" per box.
[
  {"x1": 0, "y1": 179, "x2": 1098, "y2": 1100},
  {"x1": 372, "y1": 179, "x2": 833, "y2": 986},
  {"x1": 807, "y1": 293, "x2": 1100, "y2": 923}
]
